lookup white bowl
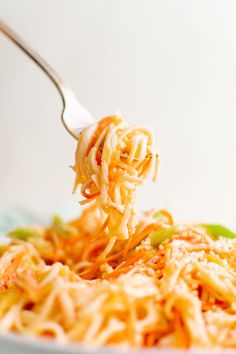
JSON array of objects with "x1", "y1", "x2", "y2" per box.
[{"x1": 0, "y1": 332, "x2": 234, "y2": 354}]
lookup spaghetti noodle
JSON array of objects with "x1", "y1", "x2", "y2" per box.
[
  {"x1": 0, "y1": 115, "x2": 235, "y2": 349},
  {"x1": 73, "y1": 115, "x2": 158, "y2": 239},
  {"x1": 1, "y1": 208, "x2": 236, "y2": 348}
]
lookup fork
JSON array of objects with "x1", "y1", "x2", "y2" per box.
[{"x1": 0, "y1": 20, "x2": 93, "y2": 139}]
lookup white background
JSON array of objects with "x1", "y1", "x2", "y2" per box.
[{"x1": 0, "y1": 0, "x2": 236, "y2": 226}]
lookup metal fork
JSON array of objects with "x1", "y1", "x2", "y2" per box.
[{"x1": 0, "y1": 20, "x2": 93, "y2": 139}]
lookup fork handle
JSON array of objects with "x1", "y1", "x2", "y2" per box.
[{"x1": 0, "y1": 19, "x2": 66, "y2": 106}]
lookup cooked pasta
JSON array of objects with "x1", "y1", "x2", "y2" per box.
[
  {"x1": 1, "y1": 207, "x2": 236, "y2": 348},
  {"x1": 0, "y1": 114, "x2": 236, "y2": 349},
  {"x1": 73, "y1": 115, "x2": 158, "y2": 240}
]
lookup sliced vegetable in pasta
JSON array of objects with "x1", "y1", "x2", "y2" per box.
[{"x1": 202, "y1": 224, "x2": 236, "y2": 239}]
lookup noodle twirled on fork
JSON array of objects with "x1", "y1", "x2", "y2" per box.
[{"x1": 73, "y1": 115, "x2": 158, "y2": 239}]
